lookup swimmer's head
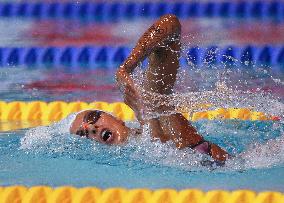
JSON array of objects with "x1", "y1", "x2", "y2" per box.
[{"x1": 70, "y1": 110, "x2": 129, "y2": 144}]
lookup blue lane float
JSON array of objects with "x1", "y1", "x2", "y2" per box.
[
  {"x1": 0, "y1": 45, "x2": 284, "y2": 68},
  {"x1": 0, "y1": 1, "x2": 283, "y2": 21}
]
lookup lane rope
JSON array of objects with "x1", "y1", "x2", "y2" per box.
[
  {"x1": 0, "y1": 186, "x2": 282, "y2": 203},
  {"x1": 0, "y1": 101, "x2": 279, "y2": 132},
  {"x1": 0, "y1": 101, "x2": 277, "y2": 122},
  {"x1": 0, "y1": 45, "x2": 283, "y2": 68},
  {"x1": 0, "y1": 1, "x2": 283, "y2": 21}
]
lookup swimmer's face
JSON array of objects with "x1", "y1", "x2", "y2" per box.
[{"x1": 70, "y1": 110, "x2": 129, "y2": 145}]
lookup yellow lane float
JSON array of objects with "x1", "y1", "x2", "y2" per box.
[
  {"x1": 0, "y1": 186, "x2": 283, "y2": 203},
  {"x1": 0, "y1": 101, "x2": 280, "y2": 132}
]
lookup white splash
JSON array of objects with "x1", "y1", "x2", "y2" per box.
[
  {"x1": 240, "y1": 134, "x2": 284, "y2": 169},
  {"x1": 20, "y1": 112, "x2": 77, "y2": 150}
]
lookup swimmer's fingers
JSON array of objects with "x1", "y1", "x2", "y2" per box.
[
  {"x1": 124, "y1": 83, "x2": 142, "y2": 102},
  {"x1": 125, "y1": 86, "x2": 154, "y2": 112},
  {"x1": 124, "y1": 86, "x2": 141, "y2": 109},
  {"x1": 124, "y1": 93, "x2": 143, "y2": 120},
  {"x1": 124, "y1": 84, "x2": 146, "y2": 119},
  {"x1": 116, "y1": 67, "x2": 135, "y2": 87},
  {"x1": 124, "y1": 86, "x2": 137, "y2": 102},
  {"x1": 124, "y1": 95, "x2": 139, "y2": 110}
]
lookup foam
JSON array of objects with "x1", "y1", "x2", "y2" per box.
[
  {"x1": 19, "y1": 114, "x2": 284, "y2": 173},
  {"x1": 131, "y1": 64, "x2": 284, "y2": 120},
  {"x1": 20, "y1": 112, "x2": 77, "y2": 150},
  {"x1": 240, "y1": 133, "x2": 284, "y2": 169}
]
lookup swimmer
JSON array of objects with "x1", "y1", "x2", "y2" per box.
[{"x1": 70, "y1": 14, "x2": 229, "y2": 163}]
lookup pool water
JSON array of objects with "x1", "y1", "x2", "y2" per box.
[
  {"x1": 0, "y1": 4, "x2": 284, "y2": 193},
  {"x1": 0, "y1": 68, "x2": 122, "y2": 102},
  {"x1": 1, "y1": 65, "x2": 283, "y2": 103},
  {"x1": 0, "y1": 119, "x2": 284, "y2": 191}
]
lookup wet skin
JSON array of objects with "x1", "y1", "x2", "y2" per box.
[
  {"x1": 70, "y1": 110, "x2": 129, "y2": 145},
  {"x1": 70, "y1": 14, "x2": 229, "y2": 163}
]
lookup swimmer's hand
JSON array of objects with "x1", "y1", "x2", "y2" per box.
[
  {"x1": 116, "y1": 67, "x2": 133, "y2": 88},
  {"x1": 116, "y1": 67, "x2": 145, "y2": 122},
  {"x1": 124, "y1": 83, "x2": 145, "y2": 122}
]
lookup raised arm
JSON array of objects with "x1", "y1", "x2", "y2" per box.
[
  {"x1": 116, "y1": 14, "x2": 229, "y2": 163},
  {"x1": 121, "y1": 14, "x2": 180, "y2": 74},
  {"x1": 116, "y1": 14, "x2": 181, "y2": 86},
  {"x1": 116, "y1": 14, "x2": 181, "y2": 121}
]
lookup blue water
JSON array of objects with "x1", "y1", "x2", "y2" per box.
[
  {"x1": 0, "y1": 9, "x2": 284, "y2": 192},
  {"x1": 1, "y1": 66, "x2": 283, "y2": 103},
  {"x1": 0, "y1": 119, "x2": 284, "y2": 191}
]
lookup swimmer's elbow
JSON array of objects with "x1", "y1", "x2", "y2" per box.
[
  {"x1": 160, "y1": 14, "x2": 181, "y2": 34},
  {"x1": 162, "y1": 14, "x2": 180, "y2": 25}
]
